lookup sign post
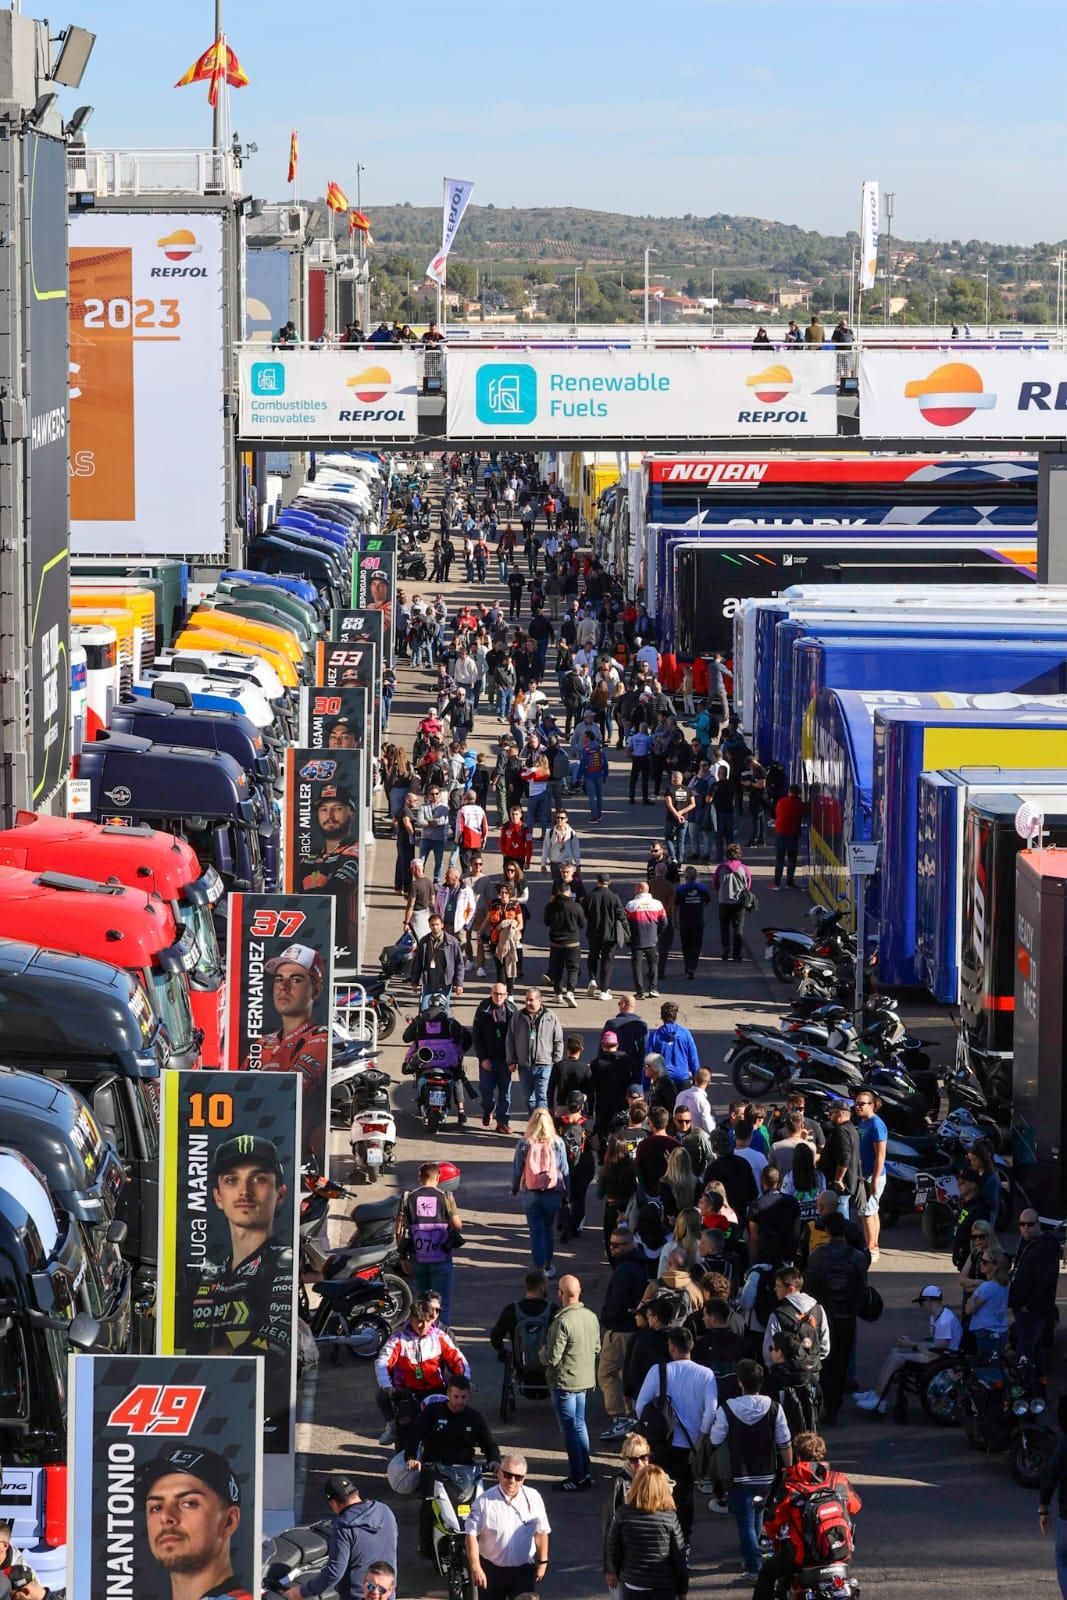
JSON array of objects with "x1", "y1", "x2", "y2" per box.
[{"x1": 846, "y1": 840, "x2": 880, "y2": 1026}]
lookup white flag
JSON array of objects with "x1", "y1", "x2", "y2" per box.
[
  {"x1": 859, "y1": 179, "x2": 879, "y2": 293},
  {"x1": 426, "y1": 176, "x2": 474, "y2": 285}
]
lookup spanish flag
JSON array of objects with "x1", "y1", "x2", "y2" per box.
[
  {"x1": 349, "y1": 209, "x2": 371, "y2": 233},
  {"x1": 175, "y1": 35, "x2": 249, "y2": 108},
  {"x1": 325, "y1": 181, "x2": 350, "y2": 212},
  {"x1": 287, "y1": 130, "x2": 299, "y2": 185}
]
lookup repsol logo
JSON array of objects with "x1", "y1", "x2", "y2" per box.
[
  {"x1": 338, "y1": 408, "x2": 405, "y2": 422},
  {"x1": 736, "y1": 409, "x2": 809, "y2": 424},
  {"x1": 148, "y1": 266, "x2": 207, "y2": 278},
  {"x1": 1019, "y1": 382, "x2": 1067, "y2": 410}
]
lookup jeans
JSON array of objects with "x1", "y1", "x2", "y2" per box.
[
  {"x1": 497, "y1": 687, "x2": 514, "y2": 721},
  {"x1": 1055, "y1": 1515, "x2": 1067, "y2": 1599},
  {"x1": 478, "y1": 1059, "x2": 512, "y2": 1126},
  {"x1": 527, "y1": 790, "x2": 550, "y2": 838},
  {"x1": 550, "y1": 1387, "x2": 591, "y2": 1482},
  {"x1": 498, "y1": 557, "x2": 509, "y2": 581},
  {"x1": 775, "y1": 832, "x2": 800, "y2": 886},
  {"x1": 422, "y1": 837, "x2": 445, "y2": 882},
  {"x1": 520, "y1": 1063, "x2": 551, "y2": 1111},
  {"x1": 585, "y1": 774, "x2": 604, "y2": 819},
  {"x1": 729, "y1": 1482, "x2": 766, "y2": 1573},
  {"x1": 547, "y1": 779, "x2": 564, "y2": 819},
  {"x1": 631, "y1": 947, "x2": 656, "y2": 996},
  {"x1": 413, "y1": 1259, "x2": 454, "y2": 1328},
  {"x1": 521, "y1": 1188, "x2": 563, "y2": 1268}
]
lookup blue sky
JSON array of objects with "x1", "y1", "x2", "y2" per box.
[{"x1": 64, "y1": 0, "x2": 1066, "y2": 242}]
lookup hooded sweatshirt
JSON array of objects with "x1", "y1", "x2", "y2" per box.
[
  {"x1": 645, "y1": 1020, "x2": 700, "y2": 1086},
  {"x1": 302, "y1": 1498, "x2": 399, "y2": 1600}
]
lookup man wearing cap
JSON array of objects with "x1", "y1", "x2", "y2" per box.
[
  {"x1": 244, "y1": 944, "x2": 330, "y2": 1162},
  {"x1": 141, "y1": 1445, "x2": 250, "y2": 1600},
  {"x1": 285, "y1": 1474, "x2": 397, "y2": 1600},
  {"x1": 588, "y1": 1031, "x2": 634, "y2": 1146},
  {"x1": 853, "y1": 1285, "x2": 962, "y2": 1414},
  {"x1": 302, "y1": 784, "x2": 361, "y2": 964},
  {"x1": 184, "y1": 1137, "x2": 293, "y2": 1442},
  {"x1": 326, "y1": 716, "x2": 361, "y2": 751}
]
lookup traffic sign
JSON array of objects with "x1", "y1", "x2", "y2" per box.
[{"x1": 847, "y1": 841, "x2": 880, "y2": 876}]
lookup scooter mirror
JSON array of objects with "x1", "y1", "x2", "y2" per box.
[
  {"x1": 106, "y1": 1219, "x2": 128, "y2": 1247},
  {"x1": 69, "y1": 1311, "x2": 103, "y2": 1352}
]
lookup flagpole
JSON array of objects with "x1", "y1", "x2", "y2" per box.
[
  {"x1": 212, "y1": 0, "x2": 223, "y2": 150},
  {"x1": 439, "y1": 176, "x2": 447, "y2": 337}
]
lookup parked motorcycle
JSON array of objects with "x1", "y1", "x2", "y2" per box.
[
  {"x1": 761, "y1": 907, "x2": 854, "y2": 985},
  {"x1": 262, "y1": 1521, "x2": 333, "y2": 1598},
  {"x1": 349, "y1": 1067, "x2": 398, "y2": 1182},
  {"x1": 959, "y1": 1349, "x2": 1054, "y2": 1487}
]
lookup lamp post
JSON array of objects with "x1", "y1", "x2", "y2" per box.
[
  {"x1": 983, "y1": 269, "x2": 991, "y2": 334},
  {"x1": 644, "y1": 245, "x2": 659, "y2": 348},
  {"x1": 356, "y1": 160, "x2": 367, "y2": 330},
  {"x1": 573, "y1": 266, "x2": 580, "y2": 325},
  {"x1": 883, "y1": 191, "x2": 895, "y2": 327}
]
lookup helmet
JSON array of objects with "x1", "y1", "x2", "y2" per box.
[
  {"x1": 386, "y1": 1453, "x2": 421, "y2": 1496},
  {"x1": 426, "y1": 991, "x2": 449, "y2": 1011}
]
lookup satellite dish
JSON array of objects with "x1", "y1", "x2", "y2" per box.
[{"x1": 1015, "y1": 800, "x2": 1044, "y2": 845}]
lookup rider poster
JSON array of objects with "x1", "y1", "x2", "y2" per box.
[
  {"x1": 352, "y1": 534, "x2": 395, "y2": 665},
  {"x1": 223, "y1": 891, "x2": 334, "y2": 1170},
  {"x1": 67, "y1": 1352, "x2": 262, "y2": 1600},
  {"x1": 283, "y1": 746, "x2": 364, "y2": 974},
  {"x1": 329, "y1": 609, "x2": 385, "y2": 746}
]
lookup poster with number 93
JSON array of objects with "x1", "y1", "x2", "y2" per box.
[
  {"x1": 157, "y1": 1071, "x2": 298, "y2": 1459},
  {"x1": 67, "y1": 1352, "x2": 261, "y2": 1600}
]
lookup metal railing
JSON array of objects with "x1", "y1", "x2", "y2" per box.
[{"x1": 67, "y1": 147, "x2": 240, "y2": 198}]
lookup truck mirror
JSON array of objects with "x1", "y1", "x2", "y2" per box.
[
  {"x1": 0, "y1": 1315, "x2": 12, "y2": 1339},
  {"x1": 68, "y1": 1312, "x2": 103, "y2": 1353},
  {"x1": 106, "y1": 1220, "x2": 128, "y2": 1247}
]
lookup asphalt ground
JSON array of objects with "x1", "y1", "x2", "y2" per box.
[{"x1": 297, "y1": 501, "x2": 1062, "y2": 1599}]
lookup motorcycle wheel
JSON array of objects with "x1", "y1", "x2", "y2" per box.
[
  {"x1": 381, "y1": 1272, "x2": 413, "y2": 1330},
  {"x1": 1011, "y1": 1423, "x2": 1055, "y2": 1489},
  {"x1": 375, "y1": 1000, "x2": 398, "y2": 1041},
  {"x1": 772, "y1": 948, "x2": 797, "y2": 984},
  {"x1": 920, "y1": 1199, "x2": 956, "y2": 1251},
  {"x1": 730, "y1": 1045, "x2": 784, "y2": 1099},
  {"x1": 446, "y1": 1558, "x2": 475, "y2": 1600},
  {"x1": 427, "y1": 1110, "x2": 442, "y2": 1136},
  {"x1": 920, "y1": 1360, "x2": 966, "y2": 1426},
  {"x1": 317, "y1": 1307, "x2": 390, "y2": 1360}
]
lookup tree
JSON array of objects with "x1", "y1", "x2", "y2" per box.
[{"x1": 446, "y1": 261, "x2": 477, "y2": 298}]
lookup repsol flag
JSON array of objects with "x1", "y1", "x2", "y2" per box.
[{"x1": 68, "y1": 1353, "x2": 262, "y2": 1600}]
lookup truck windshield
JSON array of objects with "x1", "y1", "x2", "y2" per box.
[
  {"x1": 183, "y1": 902, "x2": 223, "y2": 982},
  {"x1": 151, "y1": 971, "x2": 195, "y2": 1055}
]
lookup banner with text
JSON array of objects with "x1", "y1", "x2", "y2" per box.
[
  {"x1": 68, "y1": 1353, "x2": 262, "y2": 1600},
  {"x1": 447, "y1": 348, "x2": 839, "y2": 438},
  {"x1": 861, "y1": 348, "x2": 1067, "y2": 438},
  {"x1": 238, "y1": 348, "x2": 419, "y2": 439},
  {"x1": 283, "y1": 746, "x2": 364, "y2": 974}
]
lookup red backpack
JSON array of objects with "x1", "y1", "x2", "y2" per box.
[{"x1": 793, "y1": 1473, "x2": 855, "y2": 1565}]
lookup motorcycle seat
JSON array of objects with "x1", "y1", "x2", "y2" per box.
[
  {"x1": 315, "y1": 1274, "x2": 380, "y2": 1303},
  {"x1": 273, "y1": 1527, "x2": 330, "y2": 1565},
  {"x1": 321, "y1": 1243, "x2": 391, "y2": 1276},
  {"x1": 797, "y1": 1564, "x2": 850, "y2": 1582},
  {"x1": 354, "y1": 1195, "x2": 402, "y2": 1223}
]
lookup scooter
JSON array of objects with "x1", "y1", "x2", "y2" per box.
[
  {"x1": 298, "y1": 1167, "x2": 412, "y2": 1331},
  {"x1": 428, "y1": 1462, "x2": 488, "y2": 1600},
  {"x1": 959, "y1": 1348, "x2": 1054, "y2": 1487},
  {"x1": 761, "y1": 907, "x2": 853, "y2": 985},
  {"x1": 350, "y1": 1067, "x2": 397, "y2": 1182}
]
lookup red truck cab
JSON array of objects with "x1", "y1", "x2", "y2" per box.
[{"x1": 0, "y1": 814, "x2": 225, "y2": 1065}]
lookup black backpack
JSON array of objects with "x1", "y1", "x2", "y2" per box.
[
  {"x1": 774, "y1": 1299, "x2": 824, "y2": 1376},
  {"x1": 558, "y1": 1117, "x2": 589, "y2": 1172},
  {"x1": 637, "y1": 1362, "x2": 694, "y2": 1455},
  {"x1": 751, "y1": 1264, "x2": 780, "y2": 1329}
]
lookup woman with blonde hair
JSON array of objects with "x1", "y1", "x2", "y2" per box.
[
  {"x1": 602, "y1": 1433, "x2": 653, "y2": 1570},
  {"x1": 605, "y1": 1462, "x2": 687, "y2": 1598},
  {"x1": 511, "y1": 1107, "x2": 569, "y2": 1277},
  {"x1": 658, "y1": 1208, "x2": 702, "y2": 1275},
  {"x1": 660, "y1": 1146, "x2": 698, "y2": 1222},
  {"x1": 963, "y1": 1247, "x2": 1011, "y2": 1357}
]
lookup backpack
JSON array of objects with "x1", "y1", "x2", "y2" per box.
[
  {"x1": 638, "y1": 1362, "x2": 694, "y2": 1455},
  {"x1": 523, "y1": 1139, "x2": 560, "y2": 1192},
  {"x1": 512, "y1": 1300, "x2": 552, "y2": 1377},
  {"x1": 751, "y1": 1264, "x2": 780, "y2": 1329},
  {"x1": 718, "y1": 867, "x2": 746, "y2": 905},
  {"x1": 815, "y1": 1252, "x2": 865, "y2": 1318},
  {"x1": 794, "y1": 1477, "x2": 856, "y2": 1565},
  {"x1": 558, "y1": 1117, "x2": 588, "y2": 1171},
  {"x1": 774, "y1": 1300, "x2": 823, "y2": 1376}
]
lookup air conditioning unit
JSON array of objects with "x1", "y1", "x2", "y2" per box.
[
  {"x1": 283, "y1": 208, "x2": 304, "y2": 235},
  {"x1": 337, "y1": 255, "x2": 358, "y2": 275},
  {"x1": 314, "y1": 239, "x2": 337, "y2": 266}
]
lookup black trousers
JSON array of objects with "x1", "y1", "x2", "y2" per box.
[
  {"x1": 679, "y1": 923, "x2": 704, "y2": 975},
  {"x1": 822, "y1": 1314, "x2": 857, "y2": 1420},
  {"x1": 587, "y1": 939, "x2": 616, "y2": 992},
  {"x1": 548, "y1": 944, "x2": 580, "y2": 994},
  {"x1": 656, "y1": 1443, "x2": 694, "y2": 1541},
  {"x1": 718, "y1": 904, "x2": 745, "y2": 957},
  {"x1": 629, "y1": 756, "x2": 651, "y2": 803},
  {"x1": 483, "y1": 1559, "x2": 537, "y2": 1600},
  {"x1": 631, "y1": 947, "x2": 656, "y2": 995}
]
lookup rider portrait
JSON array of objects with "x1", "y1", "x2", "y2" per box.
[
  {"x1": 241, "y1": 943, "x2": 330, "y2": 1161},
  {"x1": 140, "y1": 1444, "x2": 252, "y2": 1600},
  {"x1": 300, "y1": 781, "x2": 360, "y2": 966}
]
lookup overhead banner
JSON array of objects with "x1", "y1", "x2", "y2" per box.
[
  {"x1": 223, "y1": 891, "x2": 334, "y2": 1169},
  {"x1": 447, "y1": 348, "x2": 839, "y2": 438},
  {"x1": 68, "y1": 1353, "x2": 262, "y2": 1600},
  {"x1": 23, "y1": 132, "x2": 71, "y2": 805},
  {"x1": 69, "y1": 211, "x2": 227, "y2": 557},
  {"x1": 861, "y1": 349, "x2": 1067, "y2": 438},
  {"x1": 283, "y1": 746, "x2": 364, "y2": 973},
  {"x1": 238, "y1": 348, "x2": 419, "y2": 439}
]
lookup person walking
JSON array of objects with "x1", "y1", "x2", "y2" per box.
[
  {"x1": 773, "y1": 785, "x2": 805, "y2": 890},
  {"x1": 472, "y1": 983, "x2": 518, "y2": 1134},
  {"x1": 464, "y1": 1455, "x2": 550, "y2": 1600},
  {"x1": 402, "y1": 1161, "x2": 464, "y2": 1331},
  {"x1": 634, "y1": 1326, "x2": 718, "y2": 1545},
  {"x1": 645, "y1": 1002, "x2": 700, "y2": 1089},
  {"x1": 853, "y1": 1091, "x2": 888, "y2": 1262},
  {"x1": 675, "y1": 866, "x2": 710, "y2": 981},
  {"x1": 710, "y1": 1358, "x2": 793, "y2": 1582},
  {"x1": 600, "y1": 1226, "x2": 651, "y2": 1441},
  {"x1": 627, "y1": 725, "x2": 654, "y2": 805},
  {"x1": 625, "y1": 881, "x2": 667, "y2": 1001},
  {"x1": 506, "y1": 986, "x2": 565, "y2": 1111},
  {"x1": 805, "y1": 1213, "x2": 869, "y2": 1425},
  {"x1": 713, "y1": 845, "x2": 752, "y2": 962},
  {"x1": 578, "y1": 732, "x2": 609, "y2": 822},
  {"x1": 542, "y1": 811, "x2": 582, "y2": 891},
  {"x1": 512, "y1": 1108, "x2": 570, "y2": 1276},
  {"x1": 541, "y1": 1274, "x2": 603, "y2": 1491},
  {"x1": 601, "y1": 1433, "x2": 654, "y2": 1569},
  {"x1": 663, "y1": 772, "x2": 695, "y2": 865},
  {"x1": 604, "y1": 1463, "x2": 689, "y2": 1600},
  {"x1": 1011, "y1": 1210, "x2": 1062, "y2": 1371},
  {"x1": 411, "y1": 912, "x2": 465, "y2": 1010},
  {"x1": 543, "y1": 883, "x2": 585, "y2": 1008},
  {"x1": 585, "y1": 873, "x2": 627, "y2": 1003}
]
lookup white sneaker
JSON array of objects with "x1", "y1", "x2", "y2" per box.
[
  {"x1": 706, "y1": 1496, "x2": 729, "y2": 1515},
  {"x1": 475, "y1": 966, "x2": 486, "y2": 978},
  {"x1": 596, "y1": 989, "x2": 615, "y2": 1002},
  {"x1": 587, "y1": 980, "x2": 598, "y2": 997},
  {"x1": 854, "y1": 1393, "x2": 883, "y2": 1411},
  {"x1": 564, "y1": 991, "x2": 579, "y2": 1008},
  {"x1": 543, "y1": 1264, "x2": 557, "y2": 1279}
]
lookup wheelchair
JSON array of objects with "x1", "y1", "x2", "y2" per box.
[{"x1": 499, "y1": 1345, "x2": 550, "y2": 1421}]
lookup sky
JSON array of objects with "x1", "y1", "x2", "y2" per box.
[{"x1": 61, "y1": 0, "x2": 1067, "y2": 244}]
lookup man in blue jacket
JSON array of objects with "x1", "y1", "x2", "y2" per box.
[
  {"x1": 645, "y1": 1001, "x2": 700, "y2": 1087},
  {"x1": 287, "y1": 1475, "x2": 398, "y2": 1600}
]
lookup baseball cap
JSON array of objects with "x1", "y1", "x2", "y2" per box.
[
  {"x1": 914, "y1": 1285, "x2": 944, "y2": 1303},
  {"x1": 317, "y1": 783, "x2": 355, "y2": 808},
  {"x1": 211, "y1": 1135, "x2": 284, "y2": 1182},
  {"x1": 626, "y1": 1083, "x2": 643, "y2": 1098},
  {"x1": 140, "y1": 1446, "x2": 241, "y2": 1507},
  {"x1": 601, "y1": 1030, "x2": 618, "y2": 1046},
  {"x1": 324, "y1": 1473, "x2": 359, "y2": 1502},
  {"x1": 265, "y1": 943, "x2": 325, "y2": 985}
]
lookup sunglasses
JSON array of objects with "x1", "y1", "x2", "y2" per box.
[
  {"x1": 366, "y1": 1586, "x2": 391, "y2": 1595},
  {"x1": 1020, "y1": 1219, "x2": 1040, "y2": 1227},
  {"x1": 500, "y1": 1470, "x2": 525, "y2": 1482},
  {"x1": 675, "y1": 1119, "x2": 692, "y2": 1127},
  {"x1": 628, "y1": 1452, "x2": 650, "y2": 1463}
]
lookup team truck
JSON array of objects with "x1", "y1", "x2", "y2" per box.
[
  {"x1": 0, "y1": 814, "x2": 226, "y2": 1067},
  {"x1": 1013, "y1": 850, "x2": 1067, "y2": 1218},
  {"x1": 916, "y1": 773, "x2": 1067, "y2": 1005},
  {"x1": 171, "y1": 620, "x2": 301, "y2": 690},
  {"x1": 0, "y1": 866, "x2": 201, "y2": 1070},
  {"x1": 78, "y1": 730, "x2": 266, "y2": 899},
  {"x1": 70, "y1": 557, "x2": 188, "y2": 645},
  {"x1": 70, "y1": 585, "x2": 156, "y2": 676}
]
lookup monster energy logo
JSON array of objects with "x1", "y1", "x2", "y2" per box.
[{"x1": 234, "y1": 1135, "x2": 256, "y2": 1154}]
